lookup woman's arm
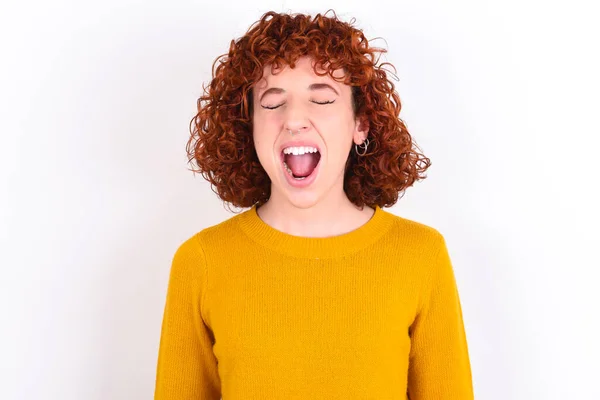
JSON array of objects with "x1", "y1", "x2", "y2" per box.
[
  {"x1": 154, "y1": 235, "x2": 221, "y2": 399},
  {"x1": 407, "y1": 234, "x2": 474, "y2": 399}
]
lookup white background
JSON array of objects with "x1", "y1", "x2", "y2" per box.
[{"x1": 1, "y1": 0, "x2": 598, "y2": 399}]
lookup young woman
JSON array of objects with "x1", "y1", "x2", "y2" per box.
[{"x1": 154, "y1": 10, "x2": 473, "y2": 400}]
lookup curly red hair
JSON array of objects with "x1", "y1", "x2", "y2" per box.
[{"x1": 187, "y1": 9, "x2": 431, "y2": 209}]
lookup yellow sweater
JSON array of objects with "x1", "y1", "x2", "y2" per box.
[{"x1": 154, "y1": 205, "x2": 473, "y2": 399}]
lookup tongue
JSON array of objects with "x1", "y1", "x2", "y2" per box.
[{"x1": 285, "y1": 153, "x2": 319, "y2": 178}]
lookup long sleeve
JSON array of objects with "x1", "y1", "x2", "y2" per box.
[
  {"x1": 407, "y1": 234, "x2": 474, "y2": 399},
  {"x1": 154, "y1": 235, "x2": 221, "y2": 400}
]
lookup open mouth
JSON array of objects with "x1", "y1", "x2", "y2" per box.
[{"x1": 281, "y1": 146, "x2": 321, "y2": 181}]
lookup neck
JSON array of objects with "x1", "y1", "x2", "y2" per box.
[{"x1": 257, "y1": 188, "x2": 375, "y2": 238}]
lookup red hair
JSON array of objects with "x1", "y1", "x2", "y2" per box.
[{"x1": 187, "y1": 10, "x2": 431, "y2": 209}]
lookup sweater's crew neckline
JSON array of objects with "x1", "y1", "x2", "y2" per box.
[{"x1": 237, "y1": 204, "x2": 395, "y2": 259}]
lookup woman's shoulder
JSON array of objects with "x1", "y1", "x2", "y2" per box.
[
  {"x1": 380, "y1": 208, "x2": 446, "y2": 252},
  {"x1": 382, "y1": 208, "x2": 443, "y2": 236},
  {"x1": 176, "y1": 208, "x2": 252, "y2": 250}
]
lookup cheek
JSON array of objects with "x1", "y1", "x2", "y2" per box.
[
  {"x1": 251, "y1": 124, "x2": 278, "y2": 167},
  {"x1": 253, "y1": 115, "x2": 280, "y2": 141},
  {"x1": 320, "y1": 111, "x2": 355, "y2": 145},
  {"x1": 254, "y1": 109, "x2": 283, "y2": 124},
  {"x1": 318, "y1": 104, "x2": 354, "y2": 130}
]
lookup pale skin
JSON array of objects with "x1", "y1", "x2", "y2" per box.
[{"x1": 251, "y1": 56, "x2": 374, "y2": 238}]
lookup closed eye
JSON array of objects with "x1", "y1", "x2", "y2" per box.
[{"x1": 261, "y1": 99, "x2": 336, "y2": 110}]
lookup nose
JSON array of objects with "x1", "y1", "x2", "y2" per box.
[
  {"x1": 283, "y1": 102, "x2": 311, "y2": 135},
  {"x1": 286, "y1": 125, "x2": 309, "y2": 136}
]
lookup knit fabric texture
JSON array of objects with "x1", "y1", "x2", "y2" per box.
[{"x1": 154, "y1": 205, "x2": 473, "y2": 399}]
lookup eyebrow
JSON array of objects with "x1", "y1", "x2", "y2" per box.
[{"x1": 258, "y1": 83, "x2": 339, "y2": 101}]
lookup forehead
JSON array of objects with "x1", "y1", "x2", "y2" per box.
[{"x1": 254, "y1": 56, "x2": 346, "y2": 91}]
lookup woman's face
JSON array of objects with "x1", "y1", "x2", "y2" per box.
[{"x1": 251, "y1": 56, "x2": 368, "y2": 209}]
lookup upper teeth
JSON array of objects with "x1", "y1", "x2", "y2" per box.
[{"x1": 283, "y1": 146, "x2": 318, "y2": 155}]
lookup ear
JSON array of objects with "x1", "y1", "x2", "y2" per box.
[{"x1": 353, "y1": 116, "x2": 369, "y2": 145}]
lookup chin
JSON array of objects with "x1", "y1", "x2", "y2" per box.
[
  {"x1": 285, "y1": 193, "x2": 322, "y2": 209},
  {"x1": 270, "y1": 180, "x2": 324, "y2": 210}
]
